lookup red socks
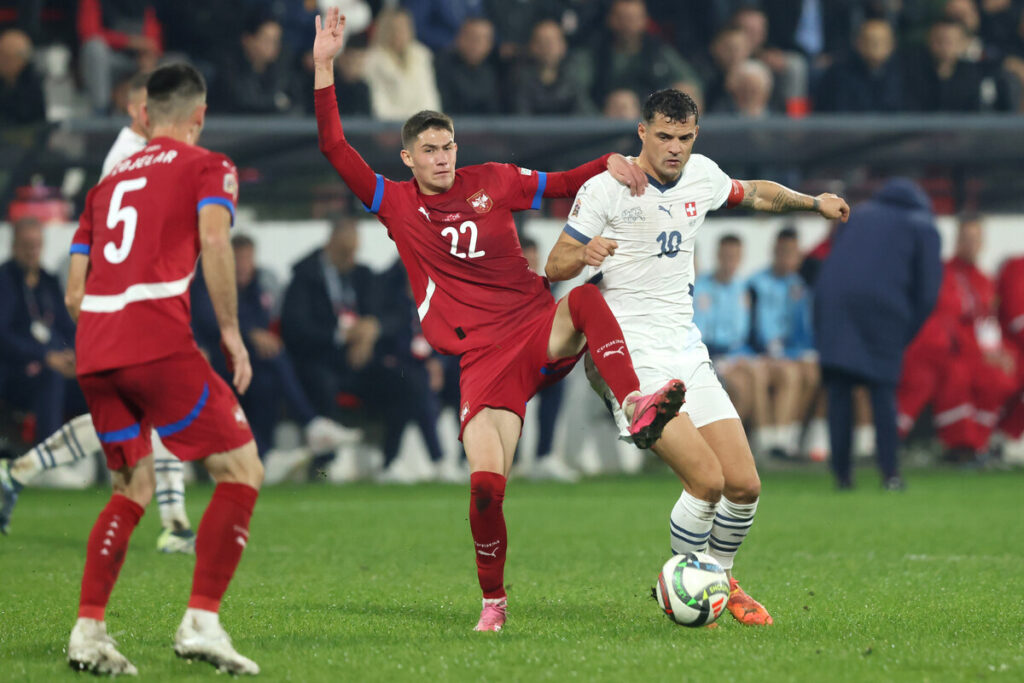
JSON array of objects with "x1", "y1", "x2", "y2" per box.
[
  {"x1": 469, "y1": 472, "x2": 507, "y2": 600},
  {"x1": 568, "y1": 283, "x2": 640, "y2": 403},
  {"x1": 189, "y1": 482, "x2": 259, "y2": 613},
  {"x1": 78, "y1": 494, "x2": 144, "y2": 620}
]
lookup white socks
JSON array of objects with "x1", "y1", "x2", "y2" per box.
[
  {"x1": 669, "y1": 490, "x2": 716, "y2": 555},
  {"x1": 12, "y1": 413, "x2": 98, "y2": 484},
  {"x1": 707, "y1": 497, "x2": 758, "y2": 571},
  {"x1": 153, "y1": 436, "x2": 190, "y2": 531}
]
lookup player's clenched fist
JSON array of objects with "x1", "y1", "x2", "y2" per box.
[
  {"x1": 584, "y1": 236, "x2": 618, "y2": 267},
  {"x1": 816, "y1": 193, "x2": 850, "y2": 222},
  {"x1": 313, "y1": 7, "x2": 347, "y2": 66}
]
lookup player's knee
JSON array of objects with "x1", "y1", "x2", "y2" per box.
[
  {"x1": 112, "y1": 466, "x2": 155, "y2": 508},
  {"x1": 206, "y1": 441, "x2": 264, "y2": 489},
  {"x1": 724, "y1": 473, "x2": 761, "y2": 504},
  {"x1": 689, "y1": 473, "x2": 724, "y2": 503}
]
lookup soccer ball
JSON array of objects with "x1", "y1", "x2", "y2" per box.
[{"x1": 654, "y1": 552, "x2": 730, "y2": 627}]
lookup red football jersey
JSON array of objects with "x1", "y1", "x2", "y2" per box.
[
  {"x1": 71, "y1": 137, "x2": 238, "y2": 374},
  {"x1": 374, "y1": 163, "x2": 553, "y2": 355},
  {"x1": 315, "y1": 85, "x2": 608, "y2": 356}
]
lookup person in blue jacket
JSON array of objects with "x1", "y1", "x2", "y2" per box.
[
  {"x1": 747, "y1": 227, "x2": 817, "y2": 457},
  {"x1": 813, "y1": 178, "x2": 942, "y2": 490}
]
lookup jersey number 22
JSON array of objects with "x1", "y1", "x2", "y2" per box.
[{"x1": 441, "y1": 221, "x2": 486, "y2": 259}]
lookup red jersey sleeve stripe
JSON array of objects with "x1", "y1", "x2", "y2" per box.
[
  {"x1": 530, "y1": 172, "x2": 548, "y2": 210},
  {"x1": 197, "y1": 197, "x2": 235, "y2": 226},
  {"x1": 70, "y1": 243, "x2": 90, "y2": 255}
]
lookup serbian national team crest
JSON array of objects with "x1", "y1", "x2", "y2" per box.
[
  {"x1": 468, "y1": 189, "x2": 493, "y2": 214},
  {"x1": 685, "y1": 201, "x2": 697, "y2": 217}
]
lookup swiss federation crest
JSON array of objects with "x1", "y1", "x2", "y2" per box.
[{"x1": 468, "y1": 189, "x2": 493, "y2": 214}]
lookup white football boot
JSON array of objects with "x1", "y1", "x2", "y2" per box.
[
  {"x1": 174, "y1": 608, "x2": 259, "y2": 675},
  {"x1": 67, "y1": 618, "x2": 138, "y2": 675},
  {"x1": 304, "y1": 416, "x2": 362, "y2": 454}
]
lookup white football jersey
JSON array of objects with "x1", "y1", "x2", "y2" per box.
[
  {"x1": 101, "y1": 126, "x2": 147, "y2": 179},
  {"x1": 564, "y1": 153, "x2": 733, "y2": 366}
]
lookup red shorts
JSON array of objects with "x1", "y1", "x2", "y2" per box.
[
  {"x1": 78, "y1": 349, "x2": 254, "y2": 470},
  {"x1": 457, "y1": 304, "x2": 583, "y2": 439}
]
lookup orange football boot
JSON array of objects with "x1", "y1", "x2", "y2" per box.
[{"x1": 726, "y1": 578, "x2": 773, "y2": 626}]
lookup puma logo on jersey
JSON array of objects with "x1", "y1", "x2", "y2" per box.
[
  {"x1": 602, "y1": 346, "x2": 626, "y2": 358},
  {"x1": 476, "y1": 548, "x2": 498, "y2": 558},
  {"x1": 461, "y1": 403, "x2": 470, "y2": 422},
  {"x1": 658, "y1": 205, "x2": 673, "y2": 218},
  {"x1": 468, "y1": 189, "x2": 493, "y2": 214},
  {"x1": 418, "y1": 206, "x2": 431, "y2": 221}
]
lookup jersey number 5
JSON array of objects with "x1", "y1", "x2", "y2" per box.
[
  {"x1": 104, "y1": 177, "x2": 148, "y2": 264},
  {"x1": 441, "y1": 221, "x2": 486, "y2": 259}
]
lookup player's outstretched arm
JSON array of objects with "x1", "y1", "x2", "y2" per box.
[
  {"x1": 198, "y1": 204, "x2": 252, "y2": 394},
  {"x1": 65, "y1": 253, "x2": 89, "y2": 322},
  {"x1": 545, "y1": 231, "x2": 618, "y2": 282},
  {"x1": 737, "y1": 180, "x2": 850, "y2": 222},
  {"x1": 542, "y1": 154, "x2": 648, "y2": 199}
]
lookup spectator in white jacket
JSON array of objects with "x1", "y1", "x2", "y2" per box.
[{"x1": 364, "y1": 7, "x2": 441, "y2": 120}]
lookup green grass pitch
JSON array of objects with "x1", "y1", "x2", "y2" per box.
[{"x1": 1, "y1": 469, "x2": 1022, "y2": 682}]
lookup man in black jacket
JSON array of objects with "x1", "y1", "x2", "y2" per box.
[
  {"x1": 282, "y1": 215, "x2": 420, "y2": 478},
  {"x1": 814, "y1": 179, "x2": 942, "y2": 490},
  {"x1": 0, "y1": 217, "x2": 77, "y2": 441},
  {"x1": 0, "y1": 28, "x2": 46, "y2": 124}
]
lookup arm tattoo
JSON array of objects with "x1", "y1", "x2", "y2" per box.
[
  {"x1": 768, "y1": 187, "x2": 811, "y2": 213},
  {"x1": 739, "y1": 182, "x2": 758, "y2": 207}
]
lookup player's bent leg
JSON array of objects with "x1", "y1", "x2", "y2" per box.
[
  {"x1": 652, "y1": 415, "x2": 724, "y2": 555},
  {"x1": 698, "y1": 418, "x2": 772, "y2": 626},
  {"x1": 462, "y1": 409, "x2": 521, "y2": 632},
  {"x1": 69, "y1": 456, "x2": 154, "y2": 675},
  {"x1": 174, "y1": 441, "x2": 261, "y2": 675},
  {"x1": 2, "y1": 414, "x2": 100, "y2": 534}
]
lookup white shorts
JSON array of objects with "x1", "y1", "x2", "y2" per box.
[{"x1": 585, "y1": 345, "x2": 740, "y2": 442}]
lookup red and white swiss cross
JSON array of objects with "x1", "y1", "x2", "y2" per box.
[{"x1": 685, "y1": 201, "x2": 697, "y2": 217}]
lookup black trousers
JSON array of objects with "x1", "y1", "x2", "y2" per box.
[{"x1": 822, "y1": 365, "x2": 900, "y2": 484}]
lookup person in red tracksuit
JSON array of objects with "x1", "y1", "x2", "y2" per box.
[
  {"x1": 996, "y1": 256, "x2": 1024, "y2": 446},
  {"x1": 897, "y1": 217, "x2": 1018, "y2": 462}
]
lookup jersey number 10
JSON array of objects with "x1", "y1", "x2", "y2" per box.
[
  {"x1": 441, "y1": 221, "x2": 486, "y2": 259},
  {"x1": 656, "y1": 230, "x2": 682, "y2": 258},
  {"x1": 104, "y1": 177, "x2": 148, "y2": 264}
]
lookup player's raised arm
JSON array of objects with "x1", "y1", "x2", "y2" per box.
[
  {"x1": 542, "y1": 154, "x2": 648, "y2": 199},
  {"x1": 198, "y1": 204, "x2": 251, "y2": 394},
  {"x1": 734, "y1": 180, "x2": 850, "y2": 222},
  {"x1": 313, "y1": 8, "x2": 383, "y2": 210}
]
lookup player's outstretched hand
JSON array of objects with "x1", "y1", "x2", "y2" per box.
[
  {"x1": 221, "y1": 330, "x2": 253, "y2": 395},
  {"x1": 584, "y1": 236, "x2": 618, "y2": 267},
  {"x1": 607, "y1": 154, "x2": 648, "y2": 197},
  {"x1": 313, "y1": 7, "x2": 347, "y2": 67},
  {"x1": 816, "y1": 193, "x2": 850, "y2": 222}
]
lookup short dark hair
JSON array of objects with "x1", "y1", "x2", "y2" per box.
[
  {"x1": 402, "y1": 110, "x2": 454, "y2": 149},
  {"x1": 642, "y1": 88, "x2": 699, "y2": 126},
  {"x1": 777, "y1": 226, "x2": 798, "y2": 242},
  {"x1": 128, "y1": 71, "x2": 150, "y2": 92},
  {"x1": 146, "y1": 63, "x2": 206, "y2": 122},
  {"x1": 231, "y1": 234, "x2": 255, "y2": 250},
  {"x1": 719, "y1": 233, "x2": 741, "y2": 247}
]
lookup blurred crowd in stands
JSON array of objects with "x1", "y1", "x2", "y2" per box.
[
  {"x1": 4, "y1": 208, "x2": 1023, "y2": 484},
  {"x1": 4, "y1": 0, "x2": 1024, "y2": 126}
]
